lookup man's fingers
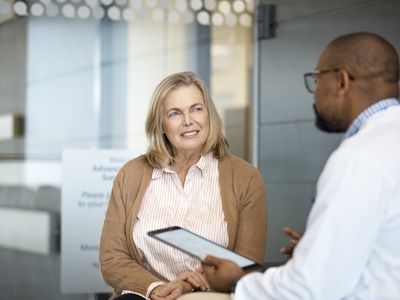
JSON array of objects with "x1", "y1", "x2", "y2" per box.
[
  {"x1": 282, "y1": 226, "x2": 302, "y2": 239},
  {"x1": 202, "y1": 264, "x2": 218, "y2": 279},
  {"x1": 201, "y1": 254, "x2": 221, "y2": 267},
  {"x1": 281, "y1": 241, "x2": 297, "y2": 253},
  {"x1": 280, "y1": 245, "x2": 293, "y2": 254},
  {"x1": 280, "y1": 246, "x2": 287, "y2": 253},
  {"x1": 202, "y1": 264, "x2": 216, "y2": 274}
]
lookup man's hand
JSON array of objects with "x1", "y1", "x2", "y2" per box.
[
  {"x1": 149, "y1": 279, "x2": 191, "y2": 300},
  {"x1": 280, "y1": 226, "x2": 302, "y2": 258},
  {"x1": 201, "y1": 255, "x2": 245, "y2": 293}
]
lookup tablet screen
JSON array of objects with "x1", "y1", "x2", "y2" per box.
[{"x1": 148, "y1": 226, "x2": 259, "y2": 270}]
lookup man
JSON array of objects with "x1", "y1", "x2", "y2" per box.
[{"x1": 180, "y1": 32, "x2": 400, "y2": 299}]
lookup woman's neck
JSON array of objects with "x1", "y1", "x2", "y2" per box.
[{"x1": 171, "y1": 152, "x2": 202, "y2": 186}]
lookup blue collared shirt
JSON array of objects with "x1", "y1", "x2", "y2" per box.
[{"x1": 343, "y1": 98, "x2": 400, "y2": 140}]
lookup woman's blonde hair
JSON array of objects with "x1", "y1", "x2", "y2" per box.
[{"x1": 145, "y1": 71, "x2": 229, "y2": 168}]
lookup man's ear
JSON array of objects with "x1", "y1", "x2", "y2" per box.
[{"x1": 337, "y1": 69, "x2": 351, "y2": 96}]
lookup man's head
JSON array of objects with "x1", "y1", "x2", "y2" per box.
[{"x1": 307, "y1": 32, "x2": 399, "y2": 133}]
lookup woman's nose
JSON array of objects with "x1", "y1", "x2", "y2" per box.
[{"x1": 183, "y1": 113, "x2": 193, "y2": 126}]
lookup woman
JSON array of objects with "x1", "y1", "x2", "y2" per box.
[{"x1": 99, "y1": 72, "x2": 267, "y2": 300}]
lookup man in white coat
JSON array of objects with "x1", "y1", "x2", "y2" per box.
[{"x1": 180, "y1": 32, "x2": 400, "y2": 300}]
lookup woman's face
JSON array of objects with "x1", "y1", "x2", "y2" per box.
[{"x1": 162, "y1": 85, "x2": 209, "y2": 157}]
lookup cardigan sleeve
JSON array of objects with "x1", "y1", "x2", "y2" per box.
[
  {"x1": 99, "y1": 166, "x2": 160, "y2": 296},
  {"x1": 232, "y1": 162, "x2": 268, "y2": 264}
]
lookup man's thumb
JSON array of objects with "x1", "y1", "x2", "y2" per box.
[{"x1": 201, "y1": 254, "x2": 220, "y2": 266}]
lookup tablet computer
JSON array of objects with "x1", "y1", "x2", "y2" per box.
[{"x1": 148, "y1": 226, "x2": 260, "y2": 271}]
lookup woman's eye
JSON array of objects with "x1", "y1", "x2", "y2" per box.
[
  {"x1": 193, "y1": 106, "x2": 203, "y2": 112},
  {"x1": 168, "y1": 111, "x2": 179, "y2": 118}
]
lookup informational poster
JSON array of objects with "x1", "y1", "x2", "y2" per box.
[{"x1": 61, "y1": 149, "x2": 143, "y2": 293}]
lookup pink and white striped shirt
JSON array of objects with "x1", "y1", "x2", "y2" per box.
[{"x1": 132, "y1": 153, "x2": 228, "y2": 294}]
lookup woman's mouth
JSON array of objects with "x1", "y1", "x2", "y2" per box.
[{"x1": 180, "y1": 130, "x2": 199, "y2": 137}]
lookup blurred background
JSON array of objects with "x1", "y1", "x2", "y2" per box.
[{"x1": 0, "y1": 0, "x2": 399, "y2": 299}]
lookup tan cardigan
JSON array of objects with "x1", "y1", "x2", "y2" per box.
[{"x1": 99, "y1": 153, "x2": 267, "y2": 296}]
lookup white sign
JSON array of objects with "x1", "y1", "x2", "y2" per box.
[{"x1": 61, "y1": 149, "x2": 143, "y2": 293}]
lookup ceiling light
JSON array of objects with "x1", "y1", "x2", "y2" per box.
[{"x1": 197, "y1": 10, "x2": 209, "y2": 25}]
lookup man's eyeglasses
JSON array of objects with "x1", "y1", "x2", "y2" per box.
[
  {"x1": 303, "y1": 69, "x2": 340, "y2": 94},
  {"x1": 303, "y1": 68, "x2": 356, "y2": 93}
]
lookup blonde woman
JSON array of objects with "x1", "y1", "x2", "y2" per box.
[{"x1": 99, "y1": 72, "x2": 267, "y2": 300}]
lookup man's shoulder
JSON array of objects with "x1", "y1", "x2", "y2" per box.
[
  {"x1": 343, "y1": 107, "x2": 400, "y2": 154},
  {"x1": 325, "y1": 113, "x2": 400, "y2": 184}
]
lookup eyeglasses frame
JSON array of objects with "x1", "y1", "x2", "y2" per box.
[{"x1": 303, "y1": 68, "x2": 355, "y2": 93}]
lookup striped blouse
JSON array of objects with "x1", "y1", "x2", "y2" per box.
[{"x1": 132, "y1": 153, "x2": 228, "y2": 293}]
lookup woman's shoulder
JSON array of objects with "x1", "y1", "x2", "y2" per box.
[
  {"x1": 123, "y1": 154, "x2": 149, "y2": 167},
  {"x1": 117, "y1": 155, "x2": 152, "y2": 178},
  {"x1": 219, "y1": 153, "x2": 261, "y2": 175},
  {"x1": 218, "y1": 154, "x2": 266, "y2": 193}
]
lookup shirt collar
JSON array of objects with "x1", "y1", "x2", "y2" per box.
[
  {"x1": 342, "y1": 98, "x2": 400, "y2": 140},
  {"x1": 195, "y1": 152, "x2": 214, "y2": 171},
  {"x1": 152, "y1": 152, "x2": 214, "y2": 179}
]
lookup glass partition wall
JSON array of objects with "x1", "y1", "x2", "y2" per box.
[{"x1": 0, "y1": 0, "x2": 254, "y2": 298}]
